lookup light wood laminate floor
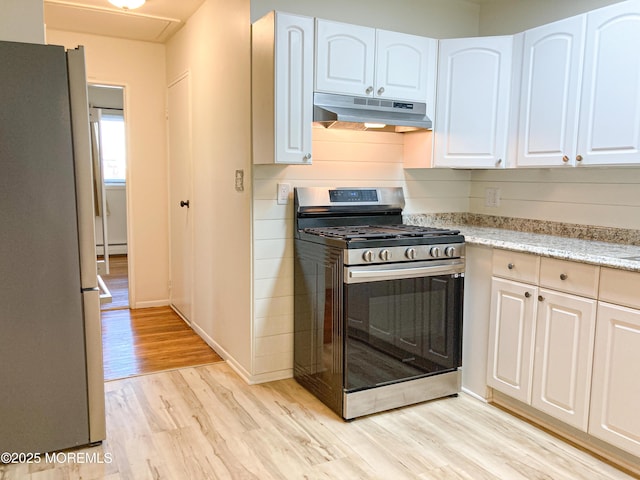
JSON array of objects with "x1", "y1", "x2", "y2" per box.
[{"x1": 1, "y1": 363, "x2": 635, "y2": 479}]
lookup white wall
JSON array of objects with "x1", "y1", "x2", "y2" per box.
[
  {"x1": 0, "y1": 0, "x2": 44, "y2": 43},
  {"x1": 250, "y1": 0, "x2": 480, "y2": 38},
  {"x1": 46, "y1": 29, "x2": 169, "y2": 307},
  {"x1": 165, "y1": 0, "x2": 253, "y2": 377},
  {"x1": 478, "y1": 0, "x2": 624, "y2": 36}
]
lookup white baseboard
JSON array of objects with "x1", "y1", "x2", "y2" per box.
[
  {"x1": 132, "y1": 299, "x2": 169, "y2": 309},
  {"x1": 461, "y1": 386, "x2": 489, "y2": 403},
  {"x1": 187, "y1": 320, "x2": 251, "y2": 381},
  {"x1": 187, "y1": 318, "x2": 292, "y2": 385},
  {"x1": 248, "y1": 369, "x2": 293, "y2": 384}
]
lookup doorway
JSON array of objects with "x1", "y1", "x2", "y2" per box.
[{"x1": 88, "y1": 84, "x2": 130, "y2": 311}]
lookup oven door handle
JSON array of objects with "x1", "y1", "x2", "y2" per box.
[{"x1": 345, "y1": 262, "x2": 464, "y2": 283}]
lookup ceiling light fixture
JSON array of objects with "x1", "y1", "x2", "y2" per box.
[{"x1": 108, "y1": 0, "x2": 146, "y2": 10}]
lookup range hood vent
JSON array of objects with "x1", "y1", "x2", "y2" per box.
[{"x1": 313, "y1": 92, "x2": 432, "y2": 132}]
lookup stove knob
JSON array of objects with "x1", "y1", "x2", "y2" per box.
[
  {"x1": 430, "y1": 247, "x2": 441, "y2": 258},
  {"x1": 405, "y1": 248, "x2": 417, "y2": 260},
  {"x1": 379, "y1": 249, "x2": 391, "y2": 261},
  {"x1": 445, "y1": 246, "x2": 456, "y2": 258},
  {"x1": 363, "y1": 250, "x2": 374, "y2": 262}
]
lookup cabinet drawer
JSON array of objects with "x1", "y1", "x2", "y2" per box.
[
  {"x1": 492, "y1": 250, "x2": 539, "y2": 283},
  {"x1": 539, "y1": 258, "x2": 599, "y2": 298},
  {"x1": 599, "y1": 268, "x2": 640, "y2": 310}
]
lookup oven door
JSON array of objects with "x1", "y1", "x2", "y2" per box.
[{"x1": 344, "y1": 260, "x2": 464, "y2": 392}]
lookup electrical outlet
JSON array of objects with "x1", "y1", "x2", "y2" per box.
[
  {"x1": 277, "y1": 183, "x2": 291, "y2": 205},
  {"x1": 484, "y1": 187, "x2": 501, "y2": 208}
]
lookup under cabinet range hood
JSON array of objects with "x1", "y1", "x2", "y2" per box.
[{"x1": 313, "y1": 92, "x2": 432, "y2": 132}]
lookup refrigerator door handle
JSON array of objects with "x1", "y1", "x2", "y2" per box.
[{"x1": 67, "y1": 47, "x2": 99, "y2": 289}]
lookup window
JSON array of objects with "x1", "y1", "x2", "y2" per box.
[{"x1": 99, "y1": 111, "x2": 126, "y2": 183}]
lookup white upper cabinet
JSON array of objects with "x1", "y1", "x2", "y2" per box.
[
  {"x1": 577, "y1": 0, "x2": 640, "y2": 166},
  {"x1": 315, "y1": 19, "x2": 437, "y2": 104},
  {"x1": 252, "y1": 12, "x2": 314, "y2": 165},
  {"x1": 374, "y1": 29, "x2": 437, "y2": 104},
  {"x1": 516, "y1": 15, "x2": 586, "y2": 167},
  {"x1": 315, "y1": 20, "x2": 375, "y2": 97},
  {"x1": 434, "y1": 36, "x2": 513, "y2": 168}
]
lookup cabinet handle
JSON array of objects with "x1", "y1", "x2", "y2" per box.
[
  {"x1": 525, "y1": 292, "x2": 531, "y2": 298},
  {"x1": 496, "y1": 159, "x2": 503, "y2": 166},
  {"x1": 303, "y1": 153, "x2": 312, "y2": 161},
  {"x1": 562, "y1": 155, "x2": 570, "y2": 163},
  {"x1": 365, "y1": 86, "x2": 373, "y2": 95},
  {"x1": 507, "y1": 263, "x2": 514, "y2": 270},
  {"x1": 576, "y1": 155, "x2": 583, "y2": 162},
  {"x1": 538, "y1": 295, "x2": 544, "y2": 302},
  {"x1": 377, "y1": 86, "x2": 385, "y2": 95},
  {"x1": 560, "y1": 273, "x2": 568, "y2": 280}
]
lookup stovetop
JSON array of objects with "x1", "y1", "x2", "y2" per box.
[
  {"x1": 294, "y1": 187, "x2": 465, "y2": 250},
  {"x1": 297, "y1": 223, "x2": 465, "y2": 250},
  {"x1": 302, "y1": 224, "x2": 461, "y2": 241}
]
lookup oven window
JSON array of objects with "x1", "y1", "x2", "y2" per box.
[{"x1": 345, "y1": 274, "x2": 463, "y2": 392}]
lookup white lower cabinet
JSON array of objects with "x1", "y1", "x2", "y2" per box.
[
  {"x1": 488, "y1": 279, "x2": 597, "y2": 432},
  {"x1": 487, "y1": 277, "x2": 537, "y2": 404},
  {"x1": 589, "y1": 302, "x2": 640, "y2": 457},
  {"x1": 531, "y1": 289, "x2": 596, "y2": 430},
  {"x1": 488, "y1": 252, "x2": 640, "y2": 460}
]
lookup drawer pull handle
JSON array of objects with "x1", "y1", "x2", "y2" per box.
[
  {"x1": 524, "y1": 292, "x2": 531, "y2": 298},
  {"x1": 538, "y1": 295, "x2": 544, "y2": 302},
  {"x1": 560, "y1": 273, "x2": 568, "y2": 280},
  {"x1": 507, "y1": 263, "x2": 514, "y2": 270}
]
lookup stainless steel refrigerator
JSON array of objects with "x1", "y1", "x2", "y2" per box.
[{"x1": 0, "y1": 41, "x2": 106, "y2": 454}]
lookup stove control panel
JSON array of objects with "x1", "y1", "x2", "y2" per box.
[{"x1": 348, "y1": 243, "x2": 465, "y2": 266}]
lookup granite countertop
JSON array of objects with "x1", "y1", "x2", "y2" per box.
[
  {"x1": 405, "y1": 214, "x2": 640, "y2": 273},
  {"x1": 456, "y1": 225, "x2": 640, "y2": 272}
]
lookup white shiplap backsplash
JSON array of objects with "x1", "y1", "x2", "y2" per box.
[
  {"x1": 470, "y1": 167, "x2": 640, "y2": 229},
  {"x1": 252, "y1": 127, "x2": 640, "y2": 381},
  {"x1": 251, "y1": 127, "x2": 471, "y2": 380}
]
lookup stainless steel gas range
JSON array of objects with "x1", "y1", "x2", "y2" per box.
[{"x1": 293, "y1": 186, "x2": 465, "y2": 420}]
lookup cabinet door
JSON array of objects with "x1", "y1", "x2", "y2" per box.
[
  {"x1": 315, "y1": 19, "x2": 375, "y2": 97},
  {"x1": 487, "y1": 278, "x2": 537, "y2": 403},
  {"x1": 252, "y1": 12, "x2": 313, "y2": 165},
  {"x1": 589, "y1": 302, "x2": 640, "y2": 457},
  {"x1": 434, "y1": 36, "x2": 513, "y2": 168},
  {"x1": 516, "y1": 15, "x2": 586, "y2": 167},
  {"x1": 375, "y1": 29, "x2": 437, "y2": 104},
  {"x1": 275, "y1": 13, "x2": 314, "y2": 164},
  {"x1": 577, "y1": 1, "x2": 640, "y2": 166},
  {"x1": 531, "y1": 290, "x2": 596, "y2": 431}
]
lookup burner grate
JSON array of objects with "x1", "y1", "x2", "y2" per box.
[{"x1": 303, "y1": 224, "x2": 460, "y2": 241}]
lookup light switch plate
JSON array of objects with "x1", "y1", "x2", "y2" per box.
[
  {"x1": 235, "y1": 169, "x2": 244, "y2": 192},
  {"x1": 277, "y1": 183, "x2": 291, "y2": 205}
]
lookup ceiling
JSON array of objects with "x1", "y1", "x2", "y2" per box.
[
  {"x1": 44, "y1": 0, "x2": 206, "y2": 43},
  {"x1": 44, "y1": 0, "x2": 497, "y2": 44}
]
